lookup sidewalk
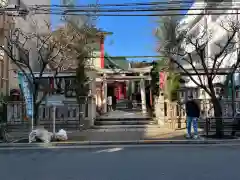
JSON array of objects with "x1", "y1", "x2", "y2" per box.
[
  {"x1": 67, "y1": 128, "x2": 200, "y2": 141},
  {"x1": 1, "y1": 128, "x2": 240, "y2": 148},
  {"x1": 6, "y1": 128, "x2": 193, "y2": 142},
  {"x1": 6, "y1": 128, "x2": 238, "y2": 144}
]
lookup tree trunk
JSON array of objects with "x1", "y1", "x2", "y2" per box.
[
  {"x1": 208, "y1": 78, "x2": 223, "y2": 138},
  {"x1": 33, "y1": 103, "x2": 39, "y2": 127},
  {"x1": 33, "y1": 89, "x2": 39, "y2": 127},
  {"x1": 211, "y1": 96, "x2": 223, "y2": 138},
  {"x1": 77, "y1": 96, "x2": 87, "y2": 128}
]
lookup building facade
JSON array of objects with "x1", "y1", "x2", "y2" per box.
[
  {"x1": 0, "y1": 0, "x2": 51, "y2": 97},
  {"x1": 177, "y1": 0, "x2": 240, "y2": 100}
]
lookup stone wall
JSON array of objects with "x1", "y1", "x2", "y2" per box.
[
  {"x1": 153, "y1": 95, "x2": 165, "y2": 127},
  {"x1": 154, "y1": 97, "x2": 240, "y2": 130},
  {"x1": 6, "y1": 96, "x2": 96, "y2": 131}
]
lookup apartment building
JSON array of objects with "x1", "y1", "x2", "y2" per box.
[
  {"x1": 0, "y1": 0, "x2": 50, "y2": 96},
  {"x1": 177, "y1": 0, "x2": 240, "y2": 100}
]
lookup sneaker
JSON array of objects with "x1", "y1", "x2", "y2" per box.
[
  {"x1": 186, "y1": 134, "x2": 191, "y2": 139},
  {"x1": 193, "y1": 135, "x2": 199, "y2": 139}
]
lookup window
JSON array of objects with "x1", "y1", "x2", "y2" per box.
[
  {"x1": 215, "y1": 87, "x2": 221, "y2": 95},
  {"x1": 236, "y1": 90, "x2": 240, "y2": 98},
  {"x1": 193, "y1": 88, "x2": 199, "y2": 99},
  {"x1": 179, "y1": 91, "x2": 184, "y2": 98},
  {"x1": 65, "y1": 78, "x2": 76, "y2": 97},
  {"x1": 187, "y1": 90, "x2": 193, "y2": 97},
  {"x1": 64, "y1": 77, "x2": 90, "y2": 98},
  {"x1": 53, "y1": 77, "x2": 65, "y2": 95}
]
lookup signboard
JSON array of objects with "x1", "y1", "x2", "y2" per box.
[
  {"x1": 159, "y1": 72, "x2": 165, "y2": 89},
  {"x1": 18, "y1": 72, "x2": 33, "y2": 119},
  {"x1": 45, "y1": 94, "x2": 64, "y2": 106}
]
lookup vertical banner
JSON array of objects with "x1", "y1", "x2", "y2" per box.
[
  {"x1": 18, "y1": 72, "x2": 34, "y2": 120},
  {"x1": 159, "y1": 72, "x2": 165, "y2": 89}
]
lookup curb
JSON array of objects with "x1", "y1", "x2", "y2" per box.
[{"x1": 1, "y1": 139, "x2": 240, "y2": 148}]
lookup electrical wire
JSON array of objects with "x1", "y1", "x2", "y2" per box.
[
  {"x1": 7, "y1": 1, "x2": 240, "y2": 11},
  {"x1": 27, "y1": 4, "x2": 240, "y2": 17},
  {"x1": 30, "y1": 2, "x2": 240, "y2": 10},
  {"x1": 33, "y1": 1, "x2": 237, "y2": 8},
  {"x1": 31, "y1": 1, "x2": 196, "y2": 8},
  {"x1": 30, "y1": 11, "x2": 240, "y2": 16},
  {"x1": 1, "y1": 1, "x2": 240, "y2": 17},
  {"x1": 84, "y1": 55, "x2": 167, "y2": 58},
  {"x1": 34, "y1": 7, "x2": 240, "y2": 13},
  {"x1": 39, "y1": 8, "x2": 240, "y2": 13}
]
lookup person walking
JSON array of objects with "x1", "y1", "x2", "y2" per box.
[{"x1": 185, "y1": 95, "x2": 200, "y2": 139}]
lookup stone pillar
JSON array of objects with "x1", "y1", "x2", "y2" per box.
[
  {"x1": 88, "y1": 78, "x2": 96, "y2": 126},
  {"x1": 88, "y1": 96, "x2": 96, "y2": 127},
  {"x1": 126, "y1": 80, "x2": 129, "y2": 98},
  {"x1": 154, "y1": 94, "x2": 165, "y2": 127},
  {"x1": 103, "y1": 74, "x2": 107, "y2": 113},
  {"x1": 140, "y1": 74, "x2": 147, "y2": 114},
  {"x1": 131, "y1": 81, "x2": 135, "y2": 94}
]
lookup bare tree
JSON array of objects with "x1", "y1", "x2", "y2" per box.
[
  {"x1": 52, "y1": 15, "x2": 100, "y2": 104},
  {"x1": 55, "y1": 0, "x2": 102, "y2": 105},
  {"x1": 0, "y1": 18, "x2": 68, "y2": 126},
  {"x1": 158, "y1": 16, "x2": 240, "y2": 137}
]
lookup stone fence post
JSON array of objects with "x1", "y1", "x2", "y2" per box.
[
  {"x1": 87, "y1": 95, "x2": 96, "y2": 127},
  {"x1": 154, "y1": 95, "x2": 165, "y2": 127}
]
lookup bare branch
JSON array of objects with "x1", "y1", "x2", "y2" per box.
[
  {"x1": 211, "y1": 28, "x2": 237, "y2": 75},
  {"x1": 187, "y1": 53, "x2": 205, "y2": 86},
  {"x1": 156, "y1": 15, "x2": 240, "y2": 102}
]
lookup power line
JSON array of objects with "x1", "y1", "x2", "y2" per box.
[
  {"x1": 12, "y1": 1, "x2": 240, "y2": 13},
  {"x1": 34, "y1": 1, "x2": 195, "y2": 8},
  {"x1": 43, "y1": 7, "x2": 240, "y2": 13},
  {"x1": 32, "y1": 11, "x2": 240, "y2": 16},
  {"x1": 30, "y1": 1, "x2": 240, "y2": 10},
  {"x1": 86, "y1": 55, "x2": 167, "y2": 58},
  {"x1": 34, "y1": 1, "x2": 237, "y2": 8},
  {"x1": 2, "y1": 2, "x2": 240, "y2": 17},
  {"x1": 34, "y1": 6, "x2": 240, "y2": 13},
  {"x1": 29, "y1": 5, "x2": 240, "y2": 16},
  {"x1": 0, "y1": 0, "x2": 235, "y2": 12}
]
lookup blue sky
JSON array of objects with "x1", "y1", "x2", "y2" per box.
[{"x1": 51, "y1": 0, "x2": 193, "y2": 62}]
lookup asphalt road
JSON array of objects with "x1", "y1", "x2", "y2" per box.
[{"x1": 1, "y1": 145, "x2": 240, "y2": 180}]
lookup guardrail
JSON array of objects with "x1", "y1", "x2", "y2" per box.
[{"x1": 199, "y1": 117, "x2": 239, "y2": 137}]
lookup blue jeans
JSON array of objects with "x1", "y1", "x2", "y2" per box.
[{"x1": 187, "y1": 116, "x2": 198, "y2": 136}]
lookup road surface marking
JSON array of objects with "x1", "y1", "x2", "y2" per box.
[{"x1": 94, "y1": 147, "x2": 123, "y2": 153}]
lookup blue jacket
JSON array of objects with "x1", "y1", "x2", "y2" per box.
[{"x1": 186, "y1": 100, "x2": 200, "y2": 117}]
